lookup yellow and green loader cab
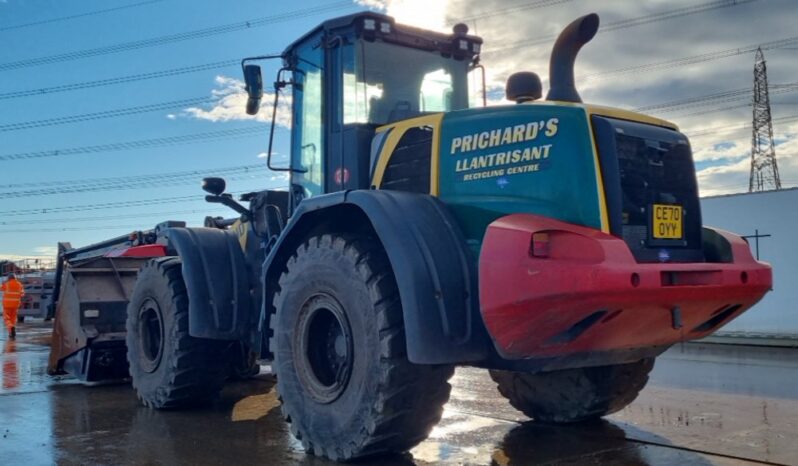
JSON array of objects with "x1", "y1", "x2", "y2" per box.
[{"x1": 245, "y1": 11, "x2": 704, "y2": 264}]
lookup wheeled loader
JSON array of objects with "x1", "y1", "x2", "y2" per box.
[{"x1": 48, "y1": 12, "x2": 772, "y2": 461}]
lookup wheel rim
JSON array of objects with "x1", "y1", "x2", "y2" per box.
[
  {"x1": 295, "y1": 293, "x2": 353, "y2": 404},
  {"x1": 138, "y1": 297, "x2": 164, "y2": 373}
]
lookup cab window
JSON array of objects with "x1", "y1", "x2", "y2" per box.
[
  {"x1": 342, "y1": 41, "x2": 468, "y2": 125},
  {"x1": 291, "y1": 41, "x2": 324, "y2": 198}
]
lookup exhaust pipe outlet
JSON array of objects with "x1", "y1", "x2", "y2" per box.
[{"x1": 546, "y1": 13, "x2": 599, "y2": 103}]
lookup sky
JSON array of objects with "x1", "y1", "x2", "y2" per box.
[{"x1": 1, "y1": 0, "x2": 796, "y2": 261}]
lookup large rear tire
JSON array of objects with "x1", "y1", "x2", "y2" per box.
[
  {"x1": 489, "y1": 358, "x2": 654, "y2": 423},
  {"x1": 272, "y1": 234, "x2": 454, "y2": 462},
  {"x1": 126, "y1": 257, "x2": 228, "y2": 409}
]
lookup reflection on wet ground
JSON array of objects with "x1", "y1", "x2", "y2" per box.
[{"x1": 0, "y1": 322, "x2": 795, "y2": 466}]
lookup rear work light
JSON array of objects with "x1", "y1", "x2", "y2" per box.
[{"x1": 530, "y1": 232, "x2": 550, "y2": 258}]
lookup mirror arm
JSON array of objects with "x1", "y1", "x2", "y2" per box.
[
  {"x1": 267, "y1": 68, "x2": 292, "y2": 172},
  {"x1": 241, "y1": 57, "x2": 307, "y2": 174},
  {"x1": 205, "y1": 195, "x2": 251, "y2": 220},
  {"x1": 240, "y1": 54, "x2": 283, "y2": 70}
]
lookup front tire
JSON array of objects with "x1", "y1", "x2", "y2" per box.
[
  {"x1": 490, "y1": 358, "x2": 654, "y2": 423},
  {"x1": 126, "y1": 257, "x2": 228, "y2": 409},
  {"x1": 272, "y1": 234, "x2": 454, "y2": 461}
]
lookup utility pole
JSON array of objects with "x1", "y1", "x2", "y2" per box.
[{"x1": 749, "y1": 47, "x2": 781, "y2": 192}]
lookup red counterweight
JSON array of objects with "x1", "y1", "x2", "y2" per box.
[{"x1": 479, "y1": 214, "x2": 772, "y2": 360}]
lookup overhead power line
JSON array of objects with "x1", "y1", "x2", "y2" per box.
[
  {"x1": 673, "y1": 102, "x2": 751, "y2": 118},
  {"x1": 0, "y1": 59, "x2": 241, "y2": 100},
  {"x1": 584, "y1": 35, "x2": 798, "y2": 81},
  {"x1": 0, "y1": 125, "x2": 270, "y2": 161},
  {"x1": 0, "y1": 96, "x2": 216, "y2": 132},
  {"x1": 0, "y1": 0, "x2": 165, "y2": 33},
  {"x1": 0, "y1": 208, "x2": 230, "y2": 226},
  {"x1": 685, "y1": 113, "x2": 798, "y2": 137},
  {"x1": 2, "y1": 1, "x2": 571, "y2": 100},
  {"x1": 484, "y1": 0, "x2": 760, "y2": 53},
  {"x1": 0, "y1": 171, "x2": 268, "y2": 198},
  {"x1": 0, "y1": 224, "x2": 154, "y2": 233},
  {"x1": 635, "y1": 82, "x2": 798, "y2": 114},
  {"x1": 0, "y1": 195, "x2": 201, "y2": 217},
  {"x1": 636, "y1": 88, "x2": 754, "y2": 113},
  {"x1": 0, "y1": 164, "x2": 260, "y2": 189},
  {"x1": 0, "y1": 188, "x2": 268, "y2": 217},
  {"x1": 0, "y1": 2, "x2": 352, "y2": 72},
  {"x1": 0, "y1": 164, "x2": 270, "y2": 198},
  {"x1": 454, "y1": 0, "x2": 573, "y2": 23},
  {"x1": 1, "y1": 1, "x2": 573, "y2": 100}
]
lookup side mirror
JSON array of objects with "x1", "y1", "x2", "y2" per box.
[
  {"x1": 243, "y1": 64, "x2": 263, "y2": 115},
  {"x1": 202, "y1": 177, "x2": 226, "y2": 196}
]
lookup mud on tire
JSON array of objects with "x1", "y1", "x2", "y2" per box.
[
  {"x1": 490, "y1": 358, "x2": 655, "y2": 423},
  {"x1": 126, "y1": 257, "x2": 228, "y2": 409},
  {"x1": 272, "y1": 234, "x2": 454, "y2": 462}
]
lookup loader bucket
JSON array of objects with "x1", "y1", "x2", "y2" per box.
[{"x1": 47, "y1": 256, "x2": 151, "y2": 383}]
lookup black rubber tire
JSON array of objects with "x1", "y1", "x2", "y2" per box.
[
  {"x1": 489, "y1": 358, "x2": 655, "y2": 423},
  {"x1": 126, "y1": 257, "x2": 228, "y2": 409},
  {"x1": 271, "y1": 234, "x2": 454, "y2": 462}
]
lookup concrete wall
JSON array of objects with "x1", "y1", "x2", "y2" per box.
[{"x1": 700, "y1": 188, "x2": 798, "y2": 339}]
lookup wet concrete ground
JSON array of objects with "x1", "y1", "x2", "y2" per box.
[{"x1": 0, "y1": 322, "x2": 795, "y2": 465}]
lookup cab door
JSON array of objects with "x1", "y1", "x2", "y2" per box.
[{"x1": 290, "y1": 36, "x2": 325, "y2": 202}]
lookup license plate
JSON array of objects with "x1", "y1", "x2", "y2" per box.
[{"x1": 652, "y1": 204, "x2": 683, "y2": 239}]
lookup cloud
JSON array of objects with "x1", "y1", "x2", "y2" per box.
[
  {"x1": 356, "y1": 0, "x2": 450, "y2": 31},
  {"x1": 33, "y1": 246, "x2": 58, "y2": 256},
  {"x1": 0, "y1": 245, "x2": 58, "y2": 263},
  {"x1": 183, "y1": 75, "x2": 292, "y2": 127},
  {"x1": 360, "y1": 0, "x2": 798, "y2": 195},
  {"x1": 0, "y1": 254, "x2": 54, "y2": 262},
  {"x1": 693, "y1": 119, "x2": 798, "y2": 195}
]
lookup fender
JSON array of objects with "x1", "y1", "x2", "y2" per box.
[
  {"x1": 168, "y1": 227, "x2": 254, "y2": 340},
  {"x1": 263, "y1": 190, "x2": 490, "y2": 364}
]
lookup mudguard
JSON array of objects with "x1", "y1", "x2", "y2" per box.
[
  {"x1": 263, "y1": 190, "x2": 490, "y2": 364},
  {"x1": 168, "y1": 227, "x2": 253, "y2": 340}
]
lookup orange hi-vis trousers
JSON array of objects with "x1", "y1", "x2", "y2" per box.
[{"x1": 3, "y1": 305, "x2": 18, "y2": 331}]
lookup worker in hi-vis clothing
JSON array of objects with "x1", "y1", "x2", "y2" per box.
[{"x1": 1, "y1": 274, "x2": 24, "y2": 339}]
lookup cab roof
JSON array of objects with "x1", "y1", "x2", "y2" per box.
[{"x1": 282, "y1": 11, "x2": 483, "y2": 62}]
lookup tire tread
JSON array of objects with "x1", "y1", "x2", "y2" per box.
[
  {"x1": 490, "y1": 358, "x2": 655, "y2": 423},
  {"x1": 273, "y1": 234, "x2": 453, "y2": 461},
  {"x1": 127, "y1": 257, "x2": 227, "y2": 409}
]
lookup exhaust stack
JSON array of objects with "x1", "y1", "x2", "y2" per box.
[{"x1": 546, "y1": 13, "x2": 599, "y2": 103}]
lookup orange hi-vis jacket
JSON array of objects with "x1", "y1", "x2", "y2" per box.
[{"x1": 1, "y1": 278, "x2": 24, "y2": 310}]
